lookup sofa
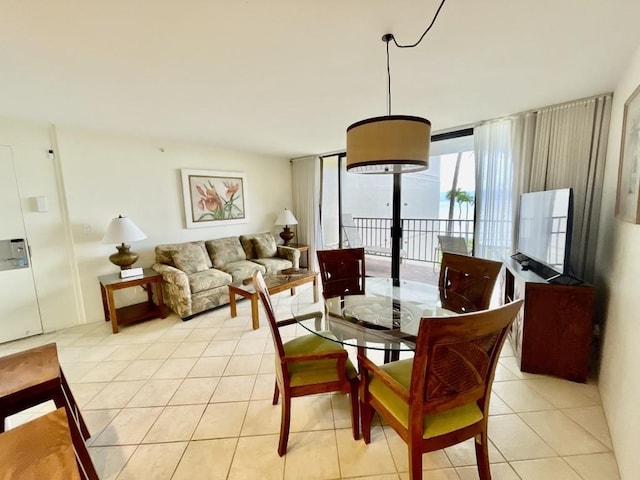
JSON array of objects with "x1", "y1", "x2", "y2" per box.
[{"x1": 152, "y1": 232, "x2": 300, "y2": 319}]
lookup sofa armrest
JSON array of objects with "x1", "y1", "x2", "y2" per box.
[
  {"x1": 152, "y1": 263, "x2": 189, "y2": 289},
  {"x1": 277, "y1": 246, "x2": 300, "y2": 269},
  {"x1": 152, "y1": 263, "x2": 193, "y2": 317}
]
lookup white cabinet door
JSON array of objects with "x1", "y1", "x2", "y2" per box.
[{"x1": 0, "y1": 146, "x2": 43, "y2": 343}]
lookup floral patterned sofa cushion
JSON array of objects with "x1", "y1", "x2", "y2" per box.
[
  {"x1": 171, "y1": 242, "x2": 210, "y2": 274},
  {"x1": 252, "y1": 232, "x2": 278, "y2": 258},
  {"x1": 205, "y1": 237, "x2": 247, "y2": 268},
  {"x1": 188, "y1": 269, "x2": 232, "y2": 294},
  {"x1": 216, "y1": 260, "x2": 265, "y2": 284},
  {"x1": 155, "y1": 241, "x2": 212, "y2": 269},
  {"x1": 252, "y1": 257, "x2": 291, "y2": 274}
]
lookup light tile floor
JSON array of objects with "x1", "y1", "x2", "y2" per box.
[{"x1": 0, "y1": 286, "x2": 620, "y2": 480}]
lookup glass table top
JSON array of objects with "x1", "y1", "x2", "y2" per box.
[{"x1": 292, "y1": 277, "x2": 478, "y2": 351}]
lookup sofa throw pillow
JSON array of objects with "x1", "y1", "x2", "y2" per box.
[
  {"x1": 171, "y1": 242, "x2": 210, "y2": 274},
  {"x1": 252, "y1": 233, "x2": 277, "y2": 258}
]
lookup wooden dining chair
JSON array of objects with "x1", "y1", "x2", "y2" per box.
[
  {"x1": 359, "y1": 300, "x2": 524, "y2": 480},
  {"x1": 316, "y1": 247, "x2": 366, "y2": 298},
  {"x1": 0, "y1": 407, "x2": 98, "y2": 480},
  {"x1": 0, "y1": 343, "x2": 97, "y2": 479},
  {"x1": 438, "y1": 252, "x2": 503, "y2": 311},
  {"x1": 252, "y1": 271, "x2": 360, "y2": 456}
]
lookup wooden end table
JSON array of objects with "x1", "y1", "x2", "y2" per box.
[
  {"x1": 229, "y1": 269, "x2": 318, "y2": 329},
  {"x1": 99, "y1": 268, "x2": 166, "y2": 333}
]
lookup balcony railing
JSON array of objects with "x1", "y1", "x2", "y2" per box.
[{"x1": 352, "y1": 216, "x2": 474, "y2": 265}]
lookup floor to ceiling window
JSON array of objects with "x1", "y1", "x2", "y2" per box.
[{"x1": 320, "y1": 129, "x2": 475, "y2": 284}]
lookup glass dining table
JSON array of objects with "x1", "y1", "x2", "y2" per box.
[{"x1": 291, "y1": 277, "x2": 478, "y2": 352}]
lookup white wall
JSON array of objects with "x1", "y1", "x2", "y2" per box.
[
  {"x1": 596, "y1": 43, "x2": 640, "y2": 480},
  {"x1": 54, "y1": 126, "x2": 292, "y2": 324},
  {"x1": 0, "y1": 117, "x2": 293, "y2": 336}
]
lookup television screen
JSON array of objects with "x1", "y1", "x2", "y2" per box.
[{"x1": 517, "y1": 188, "x2": 573, "y2": 276}]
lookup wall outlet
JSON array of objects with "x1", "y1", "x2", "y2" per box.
[{"x1": 82, "y1": 223, "x2": 92, "y2": 234}]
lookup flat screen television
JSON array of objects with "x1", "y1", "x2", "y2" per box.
[{"x1": 516, "y1": 187, "x2": 573, "y2": 278}]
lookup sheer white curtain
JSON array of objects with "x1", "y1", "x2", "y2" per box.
[
  {"x1": 291, "y1": 156, "x2": 323, "y2": 270},
  {"x1": 474, "y1": 118, "x2": 520, "y2": 261}
]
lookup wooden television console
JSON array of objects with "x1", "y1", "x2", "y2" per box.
[{"x1": 503, "y1": 257, "x2": 595, "y2": 383}]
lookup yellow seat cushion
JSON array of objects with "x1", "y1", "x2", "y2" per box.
[
  {"x1": 368, "y1": 358, "x2": 483, "y2": 439},
  {"x1": 283, "y1": 333, "x2": 357, "y2": 387}
]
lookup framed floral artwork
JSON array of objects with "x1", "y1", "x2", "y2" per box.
[
  {"x1": 181, "y1": 169, "x2": 248, "y2": 228},
  {"x1": 616, "y1": 83, "x2": 640, "y2": 224}
]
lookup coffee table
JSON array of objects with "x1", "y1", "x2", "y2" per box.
[{"x1": 229, "y1": 269, "x2": 318, "y2": 329}]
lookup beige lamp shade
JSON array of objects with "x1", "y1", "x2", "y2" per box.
[
  {"x1": 275, "y1": 209, "x2": 298, "y2": 226},
  {"x1": 102, "y1": 215, "x2": 147, "y2": 244},
  {"x1": 346, "y1": 115, "x2": 431, "y2": 174}
]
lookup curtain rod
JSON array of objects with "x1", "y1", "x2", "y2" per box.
[{"x1": 476, "y1": 92, "x2": 613, "y2": 127}]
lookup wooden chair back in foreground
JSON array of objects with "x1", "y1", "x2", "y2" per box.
[
  {"x1": 359, "y1": 300, "x2": 524, "y2": 480},
  {"x1": 252, "y1": 271, "x2": 360, "y2": 456},
  {"x1": 0, "y1": 407, "x2": 98, "y2": 480},
  {"x1": 439, "y1": 252, "x2": 503, "y2": 311},
  {"x1": 0, "y1": 343, "x2": 96, "y2": 478},
  {"x1": 317, "y1": 247, "x2": 366, "y2": 299}
]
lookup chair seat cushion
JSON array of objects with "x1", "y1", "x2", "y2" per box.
[
  {"x1": 283, "y1": 333, "x2": 357, "y2": 387},
  {"x1": 252, "y1": 257, "x2": 292, "y2": 274},
  {"x1": 188, "y1": 269, "x2": 232, "y2": 294},
  {"x1": 368, "y1": 359, "x2": 483, "y2": 439},
  {"x1": 217, "y1": 260, "x2": 265, "y2": 283}
]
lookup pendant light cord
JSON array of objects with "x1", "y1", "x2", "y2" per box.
[
  {"x1": 386, "y1": 39, "x2": 392, "y2": 115},
  {"x1": 392, "y1": 0, "x2": 447, "y2": 49},
  {"x1": 384, "y1": 0, "x2": 447, "y2": 115}
]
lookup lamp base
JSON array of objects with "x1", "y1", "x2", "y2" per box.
[
  {"x1": 109, "y1": 244, "x2": 139, "y2": 270},
  {"x1": 279, "y1": 226, "x2": 295, "y2": 246}
]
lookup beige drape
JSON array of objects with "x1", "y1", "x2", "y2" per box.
[
  {"x1": 291, "y1": 155, "x2": 322, "y2": 270},
  {"x1": 475, "y1": 94, "x2": 611, "y2": 282},
  {"x1": 522, "y1": 95, "x2": 612, "y2": 281}
]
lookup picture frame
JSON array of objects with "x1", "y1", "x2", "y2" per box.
[
  {"x1": 181, "y1": 169, "x2": 248, "y2": 228},
  {"x1": 616, "y1": 83, "x2": 640, "y2": 224}
]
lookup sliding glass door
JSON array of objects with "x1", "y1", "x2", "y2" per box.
[{"x1": 320, "y1": 130, "x2": 475, "y2": 284}]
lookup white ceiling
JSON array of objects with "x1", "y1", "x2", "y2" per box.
[{"x1": 1, "y1": 1, "x2": 639, "y2": 158}]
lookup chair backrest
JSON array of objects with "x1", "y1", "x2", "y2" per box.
[
  {"x1": 438, "y1": 252, "x2": 502, "y2": 310},
  {"x1": 411, "y1": 300, "x2": 523, "y2": 417},
  {"x1": 252, "y1": 271, "x2": 286, "y2": 360},
  {"x1": 341, "y1": 214, "x2": 364, "y2": 248},
  {"x1": 317, "y1": 247, "x2": 366, "y2": 298},
  {"x1": 437, "y1": 235, "x2": 469, "y2": 255}
]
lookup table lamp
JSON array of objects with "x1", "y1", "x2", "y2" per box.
[
  {"x1": 275, "y1": 209, "x2": 298, "y2": 246},
  {"x1": 102, "y1": 215, "x2": 147, "y2": 273}
]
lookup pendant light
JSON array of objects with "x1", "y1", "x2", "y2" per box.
[{"x1": 346, "y1": 1, "x2": 447, "y2": 174}]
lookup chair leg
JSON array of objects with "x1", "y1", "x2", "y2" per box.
[
  {"x1": 272, "y1": 382, "x2": 280, "y2": 405},
  {"x1": 360, "y1": 402, "x2": 373, "y2": 444},
  {"x1": 60, "y1": 370, "x2": 90, "y2": 439},
  {"x1": 53, "y1": 392, "x2": 99, "y2": 480},
  {"x1": 408, "y1": 443, "x2": 423, "y2": 480},
  {"x1": 277, "y1": 394, "x2": 291, "y2": 456},
  {"x1": 475, "y1": 431, "x2": 491, "y2": 480},
  {"x1": 349, "y1": 379, "x2": 360, "y2": 440}
]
